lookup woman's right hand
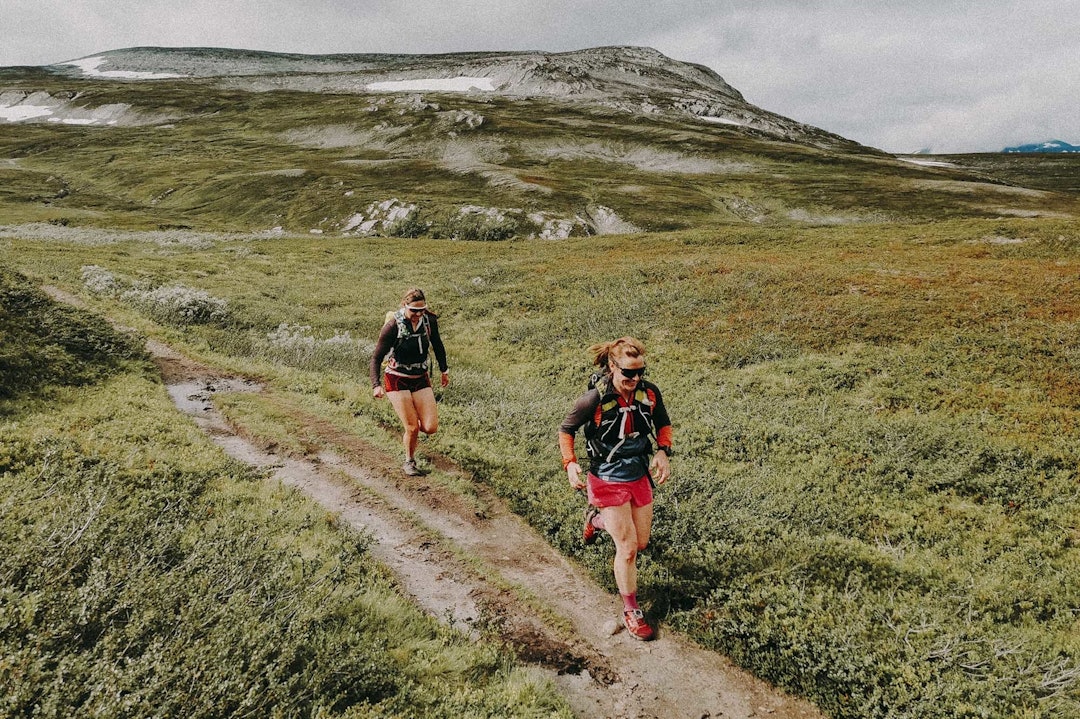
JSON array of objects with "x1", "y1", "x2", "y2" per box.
[
  {"x1": 566, "y1": 462, "x2": 586, "y2": 491},
  {"x1": 372, "y1": 385, "x2": 385, "y2": 399}
]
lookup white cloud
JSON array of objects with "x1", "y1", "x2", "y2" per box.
[{"x1": 646, "y1": 0, "x2": 1080, "y2": 152}]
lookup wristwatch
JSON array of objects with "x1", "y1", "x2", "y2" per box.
[{"x1": 657, "y1": 445, "x2": 673, "y2": 456}]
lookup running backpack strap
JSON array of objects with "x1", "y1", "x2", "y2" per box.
[
  {"x1": 639, "y1": 386, "x2": 659, "y2": 445},
  {"x1": 388, "y1": 309, "x2": 431, "y2": 373},
  {"x1": 397, "y1": 310, "x2": 431, "y2": 340},
  {"x1": 393, "y1": 309, "x2": 409, "y2": 337}
]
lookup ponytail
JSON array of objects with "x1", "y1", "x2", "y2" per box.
[{"x1": 587, "y1": 336, "x2": 646, "y2": 369}]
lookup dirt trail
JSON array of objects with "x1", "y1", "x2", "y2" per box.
[
  {"x1": 41, "y1": 284, "x2": 823, "y2": 719},
  {"x1": 164, "y1": 364, "x2": 823, "y2": 719}
]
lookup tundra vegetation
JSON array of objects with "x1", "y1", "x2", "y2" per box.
[
  {"x1": 0, "y1": 268, "x2": 572, "y2": 717},
  {"x1": 2, "y1": 60, "x2": 1080, "y2": 718},
  {"x1": 2, "y1": 65, "x2": 1078, "y2": 236}
]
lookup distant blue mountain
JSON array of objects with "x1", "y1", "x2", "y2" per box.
[{"x1": 1002, "y1": 139, "x2": 1080, "y2": 153}]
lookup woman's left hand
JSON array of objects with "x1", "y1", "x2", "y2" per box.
[
  {"x1": 440, "y1": 370, "x2": 450, "y2": 388},
  {"x1": 650, "y1": 450, "x2": 671, "y2": 485}
]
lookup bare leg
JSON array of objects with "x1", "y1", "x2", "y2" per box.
[
  {"x1": 410, "y1": 387, "x2": 439, "y2": 435},
  {"x1": 600, "y1": 502, "x2": 639, "y2": 596},
  {"x1": 600, "y1": 500, "x2": 654, "y2": 595},
  {"x1": 631, "y1": 502, "x2": 653, "y2": 552},
  {"x1": 387, "y1": 390, "x2": 420, "y2": 459}
]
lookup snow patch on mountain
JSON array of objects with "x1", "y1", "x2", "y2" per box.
[
  {"x1": 0, "y1": 90, "x2": 174, "y2": 126},
  {"x1": 1003, "y1": 139, "x2": 1080, "y2": 153},
  {"x1": 366, "y1": 77, "x2": 495, "y2": 93},
  {"x1": 0, "y1": 100, "x2": 53, "y2": 122},
  {"x1": 63, "y1": 56, "x2": 186, "y2": 80},
  {"x1": 699, "y1": 116, "x2": 748, "y2": 127}
]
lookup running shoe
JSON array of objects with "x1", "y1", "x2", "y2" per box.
[
  {"x1": 402, "y1": 459, "x2": 422, "y2": 476},
  {"x1": 582, "y1": 505, "x2": 600, "y2": 545},
  {"x1": 623, "y1": 608, "x2": 654, "y2": 641}
]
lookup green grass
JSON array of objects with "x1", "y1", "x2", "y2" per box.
[
  {"x1": 0, "y1": 268, "x2": 571, "y2": 718},
  {"x1": 0, "y1": 265, "x2": 147, "y2": 405},
  {"x1": 7, "y1": 215, "x2": 1078, "y2": 718},
  {"x1": 934, "y1": 153, "x2": 1080, "y2": 194},
  {"x1": 2, "y1": 74, "x2": 1078, "y2": 235},
  {"x1": 4, "y1": 69, "x2": 1080, "y2": 717}
]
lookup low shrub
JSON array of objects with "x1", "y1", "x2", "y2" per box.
[
  {"x1": 0, "y1": 284, "x2": 571, "y2": 719},
  {"x1": 81, "y1": 264, "x2": 231, "y2": 327},
  {"x1": 0, "y1": 265, "x2": 145, "y2": 407},
  {"x1": 119, "y1": 284, "x2": 230, "y2": 326},
  {"x1": 442, "y1": 212, "x2": 523, "y2": 242},
  {"x1": 7, "y1": 217, "x2": 1080, "y2": 718}
]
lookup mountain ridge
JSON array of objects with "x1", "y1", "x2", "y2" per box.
[
  {"x1": 50, "y1": 45, "x2": 744, "y2": 98},
  {"x1": 41, "y1": 45, "x2": 865, "y2": 152},
  {"x1": 1003, "y1": 139, "x2": 1080, "y2": 154},
  {"x1": 2, "y1": 45, "x2": 1077, "y2": 235}
]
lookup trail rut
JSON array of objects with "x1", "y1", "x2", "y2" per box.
[
  {"x1": 160, "y1": 355, "x2": 823, "y2": 719},
  {"x1": 39, "y1": 288, "x2": 822, "y2": 719}
]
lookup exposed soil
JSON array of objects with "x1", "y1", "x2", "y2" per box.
[
  {"x1": 42, "y1": 282, "x2": 824, "y2": 719},
  {"x1": 158, "y1": 358, "x2": 825, "y2": 719}
]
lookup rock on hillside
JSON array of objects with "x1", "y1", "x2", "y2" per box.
[{"x1": 45, "y1": 45, "x2": 867, "y2": 152}]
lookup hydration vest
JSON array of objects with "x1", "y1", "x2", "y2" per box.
[
  {"x1": 385, "y1": 308, "x2": 432, "y2": 376},
  {"x1": 583, "y1": 373, "x2": 658, "y2": 481}
]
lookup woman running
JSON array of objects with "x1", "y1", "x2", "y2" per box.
[
  {"x1": 558, "y1": 336, "x2": 672, "y2": 640},
  {"x1": 370, "y1": 288, "x2": 449, "y2": 476}
]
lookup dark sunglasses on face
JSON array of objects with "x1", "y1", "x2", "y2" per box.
[
  {"x1": 405, "y1": 305, "x2": 427, "y2": 314},
  {"x1": 614, "y1": 363, "x2": 646, "y2": 379}
]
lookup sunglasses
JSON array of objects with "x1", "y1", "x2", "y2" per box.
[
  {"x1": 405, "y1": 305, "x2": 427, "y2": 313},
  {"x1": 614, "y1": 363, "x2": 646, "y2": 379}
]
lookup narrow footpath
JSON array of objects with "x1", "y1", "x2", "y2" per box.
[
  {"x1": 157, "y1": 346, "x2": 824, "y2": 719},
  {"x1": 41, "y1": 280, "x2": 823, "y2": 719}
]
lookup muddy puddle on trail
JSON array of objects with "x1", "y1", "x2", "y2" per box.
[{"x1": 158, "y1": 354, "x2": 823, "y2": 719}]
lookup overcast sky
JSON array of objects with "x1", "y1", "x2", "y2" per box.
[{"x1": 2, "y1": 0, "x2": 1077, "y2": 154}]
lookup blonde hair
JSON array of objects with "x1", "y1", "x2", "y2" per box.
[
  {"x1": 587, "y1": 336, "x2": 646, "y2": 369},
  {"x1": 395, "y1": 287, "x2": 437, "y2": 320},
  {"x1": 401, "y1": 288, "x2": 426, "y2": 306}
]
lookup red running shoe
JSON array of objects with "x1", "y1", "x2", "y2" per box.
[
  {"x1": 623, "y1": 608, "x2": 654, "y2": 640},
  {"x1": 582, "y1": 505, "x2": 600, "y2": 545}
]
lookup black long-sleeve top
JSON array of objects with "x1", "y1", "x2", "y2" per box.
[{"x1": 369, "y1": 312, "x2": 447, "y2": 387}]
